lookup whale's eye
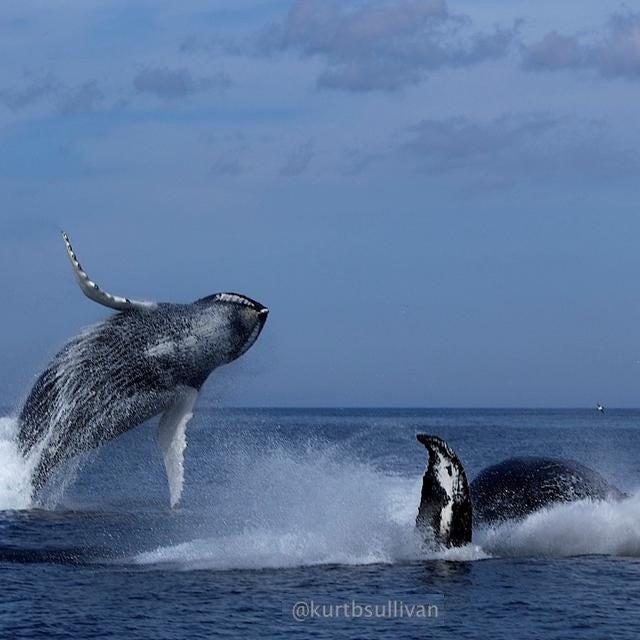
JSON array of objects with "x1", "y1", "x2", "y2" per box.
[{"x1": 446, "y1": 465, "x2": 452, "y2": 476}]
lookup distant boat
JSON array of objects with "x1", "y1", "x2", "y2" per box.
[{"x1": 596, "y1": 403, "x2": 605, "y2": 413}]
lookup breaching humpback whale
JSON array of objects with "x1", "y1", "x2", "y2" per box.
[
  {"x1": 415, "y1": 434, "x2": 624, "y2": 547},
  {"x1": 17, "y1": 233, "x2": 268, "y2": 506}
]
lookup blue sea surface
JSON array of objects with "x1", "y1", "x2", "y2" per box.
[{"x1": 1, "y1": 408, "x2": 639, "y2": 639}]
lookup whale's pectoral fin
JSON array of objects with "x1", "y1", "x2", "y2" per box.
[
  {"x1": 416, "y1": 434, "x2": 472, "y2": 548},
  {"x1": 157, "y1": 387, "x2": 199, "y2": 508},
  {"x1": 62, "y1": 232, "x2": 157, "y2": 312}
]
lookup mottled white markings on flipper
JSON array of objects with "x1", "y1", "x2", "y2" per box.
[
  {"x1": 157, "y1": 387, "x2": 198, "y2": 508},
  {"x1": 61, "y1": 231, "x2": 157, "y2": 312},
  {"x1": 435, "y1": 452, "x2": 455, "y2": 538}
]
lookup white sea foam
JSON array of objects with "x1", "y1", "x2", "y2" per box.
[
  {"x1": 476, "y1": 491, "x2": 640, "y2": 557},
  {"x1": 0, "y1": 416, "x2": 33, "y2": 510}
]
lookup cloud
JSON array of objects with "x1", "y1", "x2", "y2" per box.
[
  {"x1": 522, "y1": 10, "x2": 640, "y2": 79},
  {"x1": 521, "y1": 31, "x2": 585, "y2": 71},
  {"x1": 0, "y1": 74, "x2": 105, "y2": 116},
  {"x1": 210, "y1": 155, "x2": 243, "y2": 176},
  {"x1": 0, "y1": 66, "x2": 231, "y2": 118},
  {"x1": 0, "y1": 75, "x2": 58, "y2": 111},
  {"x1": 255, "y1": 0, "x2": 517, "y2": 92},
  {"x1": 58, "y1": 81, "x2": 104, "y2": 115},
  {"x1": 133, "y1": 67, "x2": 231, "y2": 99},
  {"x1": 398, "y1": 113, "x2": 639, "y2": 190},
  {"x1": 279, "y1": 140, "x2": 314, "y2": 176},
  {"x1": 404, "y1": 114, "x2": 560, "y2": 167}
]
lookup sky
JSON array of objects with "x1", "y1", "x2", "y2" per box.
[{"x1": 1, "y1": 0, "x2": 640, "y2": 407}]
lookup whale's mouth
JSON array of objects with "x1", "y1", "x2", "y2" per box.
[{"x1": 215, "y1": 292, "x2": 268, "y2": 315}]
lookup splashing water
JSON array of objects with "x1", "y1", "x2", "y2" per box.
[
  {"x1": 477, "y1": 491, "x2": 640, "y2": 557},
  {"x1": 3, "y1": 407, "x2": 640, "y2": 569},
  {"x1": 133, "y1": 437, "x2": 640, "y2": 571},
  {"x1": 0, "y1": 417, "x2": 33, "y2": 510},
  {"x1": 0, "y1": 414, "x2": 85, "y2": 510},
  {"x1": 129, "y1": 438, "x2": 640, "y2": 569},
  {"x1": 136, "y1": 442, "x2": 430, "y2": 570}
]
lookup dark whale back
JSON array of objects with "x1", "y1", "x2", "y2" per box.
[{"x1": 470, "y1": 457, "x2": 625, "y2": 525}]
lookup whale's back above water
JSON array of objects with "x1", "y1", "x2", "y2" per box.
[{"x1": 470, "y1": 456, "x2": 625, "y2": 525}]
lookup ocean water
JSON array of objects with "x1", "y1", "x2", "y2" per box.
[{"x1": 1, "y1": 408, "x2": 639, "y2": 639}]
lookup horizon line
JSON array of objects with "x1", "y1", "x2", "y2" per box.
[
  {"x1": 1, "y1": 405, "x2": 635, "y2": 415},
  {"x1": 192, "y1": 405, "x2": 638, "y2": 411}
]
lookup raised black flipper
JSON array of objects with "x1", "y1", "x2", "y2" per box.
[{"x1": 416, "y1": 434, "x2": 472, "y2": 547}]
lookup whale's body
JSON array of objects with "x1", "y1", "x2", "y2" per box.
[
  {"x1": 415, "y1": 435, "x2": 624, "y2": 547},
  {"x1": 470, "y1": 456, "x2": 624, "y2": 525},
  {"x1": 17, "y1": 234, "x2": 268, "y2": 505}
]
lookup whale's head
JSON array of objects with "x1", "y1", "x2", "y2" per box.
[
  {"x1": 60, "y1": 232, "x2": 269, "y2": 372},
  {"x1": 416, "y1": 434, "x2": 472, "y2": 547},
  {"x1": 195, "y1": 292, "x2": 269, "y2": 366}
]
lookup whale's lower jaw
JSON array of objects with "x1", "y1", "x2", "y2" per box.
[{"x1": 236, "y1": 313, "x2": 268, "y2": 358}]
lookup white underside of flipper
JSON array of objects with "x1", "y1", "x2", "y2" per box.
[{"x1": 157, "y1": 387, "x2": 199, "y2": 508}]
